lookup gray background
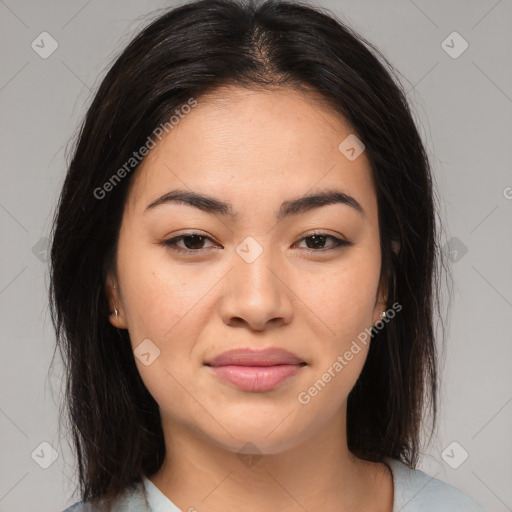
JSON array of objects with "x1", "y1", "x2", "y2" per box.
[{"x1": 0, "y1": 0, "x2": 511, "y2": 510}]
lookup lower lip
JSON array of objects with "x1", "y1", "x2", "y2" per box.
[{"x1": 207, "y1": 364, "x2": 305, "y2": 392}]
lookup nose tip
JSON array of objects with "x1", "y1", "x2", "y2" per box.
[{"x1": 219, "y1": 250, "x2": 294, "y2": 331}]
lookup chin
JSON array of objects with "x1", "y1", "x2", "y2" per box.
[{"x1": 198, "y1": 409, "x2": 311, "y2": 456}]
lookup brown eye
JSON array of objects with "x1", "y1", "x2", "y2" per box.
[
  {"x1": 160, "y1": 231, "x2": 352, "y2": 256},
  {"x1": 294, "y1": 233, "x2": 352, "y2": 252},
  {"x1": 162, "y1": 233, "x2": 217, "y2": 254},
  {"x1": 304, "y1": 234, "x2": 331, "y2": 250},
  {"x1": 179, "y1": 234, "x2": 207, "y2": 250}
]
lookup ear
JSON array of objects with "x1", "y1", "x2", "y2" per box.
[
  {"x1": 373, "y1": 266, "x2": 392, "y2": 326},
  {"x1": 373, "y1": 280, "x2": 388, "y2": 326},
  {"x1": 105, "y1": 272, "x2": 127, "y2": 329},
  {"x1": 373, "y1": 239, "x2": 399, "y2": 325}
]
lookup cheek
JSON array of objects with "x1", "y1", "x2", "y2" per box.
[
  {"x1": 116, "y1": 238, "x2": 204, "y2": 343},
  {"x1": 296, "y1": 253, "x2": 381, "y2": 337},
  {"x1": 292, "y1": 330, "x2": 371, "y2": 441},
  {"x1": 298, "y1": 250, "x2": 380, "y2": 409},
  {"x1": 118, "y1": 249, "x2": 211, "y2": 426},
  {"x1": 116, "y1": 240, "x2": 220, "y2": 407}
]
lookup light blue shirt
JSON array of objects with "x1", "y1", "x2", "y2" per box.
[{"x1": 63, "y1": 456, "x2": 488, "y2": 511}]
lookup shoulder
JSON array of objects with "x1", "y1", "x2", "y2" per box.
[
  {"x1": 61, "y1": 480, "x2": 151, "y2": 512},
  {"x1": 61, "y1": 502, "x2": 93, "y2": 512},
  {"x1": 384, "y1": 457, "x2": 488, "y2": 512}
]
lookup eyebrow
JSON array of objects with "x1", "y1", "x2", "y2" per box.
[{"x1": 145, "y1": 188, "x2": 365, "y2": 220}]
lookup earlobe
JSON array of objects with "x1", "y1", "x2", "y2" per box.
[
  {"x1": 108, "y1": 307, "x2": 125, "y2": 329},
  {"x1": 374, "y1": 278, "x2": 389, "y2": 326},
  {"x1": 374, "y1": 300, "x2": 388, "y2": 326},
  {"x1": 105, "y1": 274, "x2": 126, "y2": 328}
]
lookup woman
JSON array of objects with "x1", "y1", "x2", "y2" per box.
[{"x1": 50, "y1": 0, "x2": 488, "y2": 510}]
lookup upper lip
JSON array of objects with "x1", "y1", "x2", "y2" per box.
[{"x1": 205, "y1": 348, "x2": 306, "y2": 367}]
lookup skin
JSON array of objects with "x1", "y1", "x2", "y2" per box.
[{"x1": 106, "y1": 85, "x2": 394, "y2": 512}]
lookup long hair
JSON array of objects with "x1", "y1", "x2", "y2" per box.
[{"x1": 49, "y1": 0, "x2": 449, "y2": 507}]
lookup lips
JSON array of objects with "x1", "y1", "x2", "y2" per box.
[{"x1": 204, "y1": 348, "x2": 306, "y2": 392}]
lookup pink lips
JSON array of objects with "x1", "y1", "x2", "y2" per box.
[{"x1": 205, "y1": 348, "x2": 306, "y2": 392}]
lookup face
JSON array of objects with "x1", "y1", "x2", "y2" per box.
[{"x1": 106, "y1": 86, "x2": 387, "y2": 455}]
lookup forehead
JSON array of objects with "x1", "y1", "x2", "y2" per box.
[{"x1": 124, "y1": 86, "x2": 376, "y2": 220}]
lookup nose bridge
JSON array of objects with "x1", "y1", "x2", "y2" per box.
[{"x1": 234, "y1": 235, "x2": 282, "y2": 301}]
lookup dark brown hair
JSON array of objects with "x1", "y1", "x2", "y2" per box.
[{"x1": 49, "y1": 0, "x2": 449, "y2": 507}]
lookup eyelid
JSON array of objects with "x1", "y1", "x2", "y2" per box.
[{"x1": 298, "y1": 228, "x2": 347, "y2": 241}]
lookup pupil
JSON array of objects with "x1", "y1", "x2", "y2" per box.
[
  {"x1": 184, "y1": 235, "x2": 204, "y2": 249},
  {"x1": 306, "y1": 235, "x2": 325, "y2": 249}
]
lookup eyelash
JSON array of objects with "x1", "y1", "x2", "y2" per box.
[{"x1": 160, "y1": 231, "x2": 353, "y2": 255}]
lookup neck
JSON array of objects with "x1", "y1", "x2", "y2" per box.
[{"x1": 149, "y1": 410, "x2": 393, "y2": 512}]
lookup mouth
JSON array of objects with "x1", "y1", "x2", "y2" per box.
[{"x1": 203, "y1": 347, "x2": 307, "y2": 392}]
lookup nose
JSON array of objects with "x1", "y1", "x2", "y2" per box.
[{"x1": 219, "y1": 245, "x2": 294, "y2": 332}]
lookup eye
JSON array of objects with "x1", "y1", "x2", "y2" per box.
[
  {"x1": 293, "y1": 231, "x2": 353, "y2": 252},
  {"x1": 161, "y1": 232, "x2": 217, "y2": 254},
  {"x1": 159, "y1": 230, "x2": 353, "y2": 256}
]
